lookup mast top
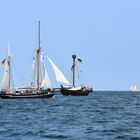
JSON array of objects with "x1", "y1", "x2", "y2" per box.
[
  {"x1": 72, "y1": 54, "x2": 76, "y2": 60},
  {"x1": 8, "y1": 43, "x2": 11, "y2": 58}
]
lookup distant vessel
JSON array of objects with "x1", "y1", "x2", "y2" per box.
[
  {"x1": 60, "y1": 54, "x2": 93, "y2": 96},
  {"x1": 0, "y1": 21, "x2": 54, "y2": 99},
  {"x1": 130, "y1": 85, "x2": 139, "y2": 92}
]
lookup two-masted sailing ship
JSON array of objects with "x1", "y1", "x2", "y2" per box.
[
  {"x1": 0, "y1": 21, "x2": 56, "y2": 99},
  {"x1": 60, "y1": 54, "x2": 93, "y2": 96},
  {"x1": 0, "y1": 22, "x2": 93, "y2": 98}
]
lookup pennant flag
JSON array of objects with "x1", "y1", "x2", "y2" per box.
[
  {"x1": 2, "y1": 59, "x2": 6, "y2": 67},
  {"x1": 77, "y1": 58, "x2": 82, "y2": 63},
  {"x1": 71, "y1": 64, "x2": 75, "y2": 71}
]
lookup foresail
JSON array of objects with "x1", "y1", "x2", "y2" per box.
[
  {"x1": 1, "y1": 60, "x2": 10, "y2": 90},
  {"x1": 41, "y1": 59, "x2": 52, "y2": 88},
  {"x1": 47, "y1": 56, "x2": 70, "y2": 85}
]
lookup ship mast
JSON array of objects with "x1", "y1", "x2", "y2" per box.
[
  {"x1": 72, "y1": 54, "x2": 76, "y2": 87},
  {"x1": 37, "y1": 21, "x2": 41, "y2": 90},
  {"x1": 8, "y1": 45, "x2": 11, "y2": 92},
  {"x1": 8, "y1": 53, "x2": 11, "y2": 92}
]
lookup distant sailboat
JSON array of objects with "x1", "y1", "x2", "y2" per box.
[
  {"x1": 60, "y1": 54, "x2": 93, "y2": 96},
  {"x1": 130, "y1": 85, "x2": 139, "y2": 92},
  {"x1": 0, "y1": 21, "x2": 54, "y2": 99}
]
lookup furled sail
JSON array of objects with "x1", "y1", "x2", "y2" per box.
[
  {"x1": 41, "y1": 58, "x2": 52, "y2": 88},
  {"x1": 1, "y1": 60, "x2": 10, "y2": 90},
  {"x1": 47, "y1": 56, "x2": 70, "y2": 85}
]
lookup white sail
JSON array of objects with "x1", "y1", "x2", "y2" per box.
[
  {"x1": 47, "y1": 56, "x2": 70, "y2": 85},
  {"x1": 130, "y1": 86, "x2": 133, "y2": 91},
  {"x1": 1, "y1": 60, "x2": 10, "y2": 90},
  {"x1": 133, "y1": 85, "x2": 137, "y2": 91},
  {"x1": 31, "y1": 57, "x2": 36, "y2": 86},
  {"x1": 1, "y1": 46, "x2": 11, "y2": 91},
  {"x1": 41, "y1": 57, "x2": 52, "y2": 88}
]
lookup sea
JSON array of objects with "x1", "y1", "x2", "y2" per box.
[{"x1": 0, "y1": 91, "x2": 140, "y2": 140}]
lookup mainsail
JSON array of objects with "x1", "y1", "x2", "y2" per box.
[
  {"x1": 47, "y1": 56, "x2": 70, "y2": 85},
  {"x1": 41, "y1": 58, "x2": 52, "y2": 88},
  {"x1": 1, "y1": 46, "x2": 11, "y2": 91},
  {"x1": 31, "y1": 51, "x2": 52, "y2": 88},
  {"x1": 1, "y1": 60, "x2": 10, "y2": 90}
]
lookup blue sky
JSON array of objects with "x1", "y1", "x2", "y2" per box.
[{"x1": 0, "y1": 0, "x2": 140, "y2": 90}]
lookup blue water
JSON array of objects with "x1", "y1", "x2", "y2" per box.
[{"x1": 0, "y1": 91, "x2": 140, "y2": 140}]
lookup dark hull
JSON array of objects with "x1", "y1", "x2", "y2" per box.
[
  {"x1": 0, "y1": 92, "x2": 54, "y2": 99},
  {"x1": 60, "y1": 88, "x2": 93, "y2": 96}
]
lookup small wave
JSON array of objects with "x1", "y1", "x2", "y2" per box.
[{"x1": 41, "y1": 134, "x2": 69, "y2": 139}]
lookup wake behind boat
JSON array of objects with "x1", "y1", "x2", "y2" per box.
[
  {"x1": 0, "y1": 21, "x2": 54, "y2": 99},
  {"x1": 60, "y1": 54, "x2": 93, "y2": 96}
]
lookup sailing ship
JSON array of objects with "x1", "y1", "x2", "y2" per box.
[
  {"x1": 130, "y1": 85, "x2": 139, "y2": 92},
  {"x1": 130, "y1": 85, "x2": 136, "y2": 91},
  {"x1": 60, "y1": 54, "x2": 93, "y2": 96},
  {"x1": 0, "y1": 21, "x2": 54, "y2": 99}
]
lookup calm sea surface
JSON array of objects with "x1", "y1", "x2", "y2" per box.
[{"x1": 0, "y1": 91, "x2": 140, "y2": 140}]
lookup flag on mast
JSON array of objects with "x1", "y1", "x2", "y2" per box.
[
  {"x1": 2, "y1": 59, "x2": 6, "y2": 67},
  {"x1": 77, "y1": 58, "x2": 82, "y2": 63}
]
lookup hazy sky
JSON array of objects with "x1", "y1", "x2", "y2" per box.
[{"x1": 0, "y1": 0, "x2": 140, "y2": 90}]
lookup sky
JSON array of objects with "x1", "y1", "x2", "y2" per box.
[{"x1": 0, "y1": 0, "x2": 140, "y2": 91}]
